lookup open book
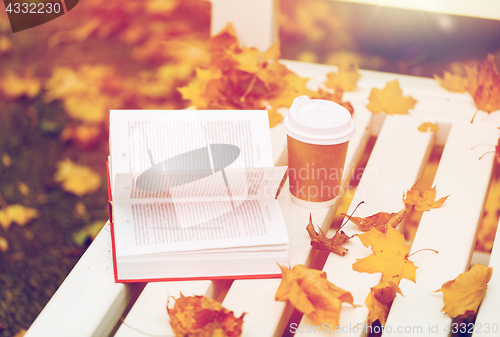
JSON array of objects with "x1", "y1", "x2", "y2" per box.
[{"x1": 108, "y1": 110, "x2": 289, "y2": 282}]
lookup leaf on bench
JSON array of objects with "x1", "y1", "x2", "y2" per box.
[
  {"x1": 167, "y1": 293, "x2": 245, "y2": 337},
  {"x1": 275, "y1": 264, "x2": 357, "y2": 327},
  {"x1": 436, "y1": 263, "x2": 493, "y2": 318},
  {"x1": 403, "y1": 182, "x2": 448, "y2": 212}
]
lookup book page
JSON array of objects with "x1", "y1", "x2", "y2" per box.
[
  {"x1": 109, "y1": 110, "x2": 274, "y2": 189},
  {"x1": 112, "y1": 166, "x2": 287, "y2": 202},
  {"x1": 112, "y1": 198, "x2": 288, "y2": 257}
]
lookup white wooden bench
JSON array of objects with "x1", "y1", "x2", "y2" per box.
[{"x1": 25, "y1": 1, "x2": 500, "y2": 336}]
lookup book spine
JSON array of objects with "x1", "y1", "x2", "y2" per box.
[{"x1": 106, "y1": 161, "x2": 119, "y2": 283}]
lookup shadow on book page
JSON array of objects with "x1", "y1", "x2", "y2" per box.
[{"x1": 124, "y1": 111, "x2": 255, "y2": 229}]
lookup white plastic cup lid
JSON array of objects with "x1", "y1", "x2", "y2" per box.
[{"x1": 283, "y1": 95, "x2": 355, "y2": 145}]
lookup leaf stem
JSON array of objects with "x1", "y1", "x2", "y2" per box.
[
  {"x1": 240, "y1": 73, "x2": 258, "y2": 102},
  {"x1": 407, "y1": 248, "x2": 439, "y2": 259},
  {"x1": 471, "y1": 108, "x2": 480, "y2": 123},
  {"x1": 340, "y1": 201, "x2": 365, "y2": 229}
]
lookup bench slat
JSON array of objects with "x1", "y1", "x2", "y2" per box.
[
  {"x1": 473, "y1": 217, "x2": 500, "y2": 336},
  {"x1": 296, "y1": 114, "x2": 434, "y2": 336},
  {"x1": 24, "y1": 224, "x2": 142, "y2": 337},
  {"x1": 385, "y1": 122, "x2": 500, "y2": 337}
]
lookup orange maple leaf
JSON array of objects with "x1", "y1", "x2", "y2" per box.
[
  {"x1": 306, "y1": 214, "x2": 353, "y2": 256},
  {"x1": 434, "y1": 71, "x2": 468, "y2": 93},
  {"x1": 367, "y1": 80, "x2": 417, "y2": 115},
  {"x1": 436, "y1": 264, "x2": 493, "y2": 318},
  {"x1": 352, "y1": 227, "x2": 417, "y2": 283},
  {"x1": 275, "y1": 264, "x2": 356, "y2": 326},
  {"x1": 418, "y1": 122, "x2": 440, "y2": 132},
  {"x1": 345, "y1": 208, "x2": 408, "y2": 233},
  {"x1": 167, "y1": 293, "x2": 244, "y2": 337},
  {"x1": 178, "y1": 23, "x2": 354, "y2": 128},
  {"x1": 403, "y1": 182, "x2": 448, "y2": 212},
  {"x1": 465, "y1": 54, "x2": 500, "y2": 122}
]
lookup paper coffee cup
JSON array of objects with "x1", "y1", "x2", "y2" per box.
[{"x1": 283, "y1": 95, "x2": 355, "y2": 208}]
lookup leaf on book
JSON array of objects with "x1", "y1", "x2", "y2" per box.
[
  {"x1": 366, "y1": 79, "x2": 417, "y2": 115},
  {"x1": 306, "y1": 214, "x2": 353, "y2": 256},
  {"x1": 54, "y1": 159, "x2": 102, "y2": 196},
  {"x1": 436, "y1": 264, "x2": 493, "y2": 318},
  {"x1": 0, "y1": 204, "x2": 39, "y2": 231},
  {"x1": 343, "y1": 208, "x2": 408, "y2": 233},
  {"x1": 403, "y1": 182, "x2": 448, "y2": 212},
  {"x1": 275, "y1": 264, "x2": 356, "y2": 326},
  {"x1": 167, "y1": 294, "x2": 244, "y2": 337},
  {"x1": 352, "y1": 227, "x2": 417, "y2": 284}
]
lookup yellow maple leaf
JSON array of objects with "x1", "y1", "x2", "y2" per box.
[
  {"x1": 0, "y1": 204, "x2": 39, "y2": 230},
  {"x1": 434, "y1": 71, "x2": 468, "y2": 93},
  {"x1": 367, "y1": 80, "x2": 417, "y2": 115},
  {"x1": 403, "y1": 182, "x2": 448, "y2": 212},
  {"x1": 323, "y1": 59, "x2": 361, "y2": 92},
  {"x1": 275, "y1": 264, "x2": 356, "y2": 326},
  {"x1": 54, "y1": 159, "x2": 102, "y2": 196},
  {"x1": 353, "y1": 227, "x2": 417, "y2": 283},
  {"x1": 418, "y1": 122, "x2": 440, "y2": 132},
  {"x1": 0, "y1": 72, "x2": 41, "y2": 100},
  {"x1": 168, "y1": 293, "x2": 244, "y2": 337},
  {"x1": 436, "y1": 264, "x2": 493, "y2": 318}
]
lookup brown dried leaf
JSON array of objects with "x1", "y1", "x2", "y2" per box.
[
  {"x1": 306, "y1": 214, "x2": 352, "y2": 256},
  {"x1": 167, "y1": 294, "x2": 244, "y2": 337},
  {"x1": 344, "y1": 208, "x2": 408, "y2": 233},
  {"x1": 466, "y1": 54, "x2": 500, "y2": 115}
]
